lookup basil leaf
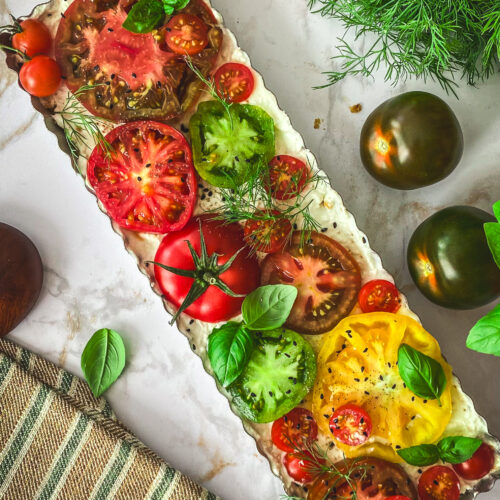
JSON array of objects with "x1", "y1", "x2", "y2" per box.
[
  {"x1": 81, "y1": 328, "x2": 126, "y2": 398},
  {"x1": 466, "y1": 303, "x2": 500, "y2": 356},
  {"x1": 242, "y1": 285, "x2": 298, "y2": 331},
  {"x1": 485, "y1": 222, "x2": 500, "y2": 269},
  {"x1": 397, "y1": 344, "x2": 447, "y2": 405},
  {"x1": 123, "y1": 0, "x2": 164, "y2": 34},
  {"x1": 397, "y1": 444, "x2": 440, "y2": 466},
  {"x1": 493, "y1": 200, "x2": 500, "y2": 222},
  {"x1": 208, "y1": 322, "x2": 254, "y2": 387},
  {"x1": 161, "y1": 0, "x2": 190, "y2": 15},
  {"x1": 437, "y1": 436, "x2": 482, "y2": 464}
]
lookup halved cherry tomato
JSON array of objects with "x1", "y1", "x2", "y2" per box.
[
  {"x1": 271, "y1": 408, "x2": 318, "y2": 453},
  {"x1": 452, "y1": 442, "x2": 495, "y2": 480},
  {"x1": 307, "y1": 458, "x2": 417, "y2": 500},
  {"x1": 261, "y1": 231, "x2": 361, "y2": 334},
  {"x1": 244, "y1": 211, "x2": 292, "y2": 253},
  {"x1": 214, "y1": 62, "x2": 254, "y2": 103},
  {"x1": 12, "y1": 19, "x2": 51, "y2": 58},
  {"x1": 19, "y1": 55, "x2": 61, "y2": 97},
  {"x1": 329, "y1": 404, "x2": 372, "y2": 446},
  {"x1": 165, "y1": 14, "x2": 208, "y2": 55},
  {"x1": 283, "y1": 451, "x2": 320, "y2": 484},
  {"x1": 358, "y1": 279, "x2": 401, "y2": 313},
  {"x1": 268, "y1": 155, "x2": 309, "y2": 200},
  {"x1": 87, "y1": 121, "x2": 197, "y2": 233},
  {"x1": 418, "y1": 466, "x2": 460, "y2": 500},
  {"x1": 154, "y1": 216, "x2": 260, "y2": 323}
]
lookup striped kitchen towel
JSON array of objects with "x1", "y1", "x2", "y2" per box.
[{"x1": 0, "y1": 338, "x2": 221, "y2": 500}]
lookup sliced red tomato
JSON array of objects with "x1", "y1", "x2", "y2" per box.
[
  {"x1": 268, "y1": 155, "x2": 309, "y2": 200},
  {"x1": 452, "y1": 442, "x2": 495, "y2": 480},
  {"x1": 165, "y1": 13, "x2": 208, "y2": 55},
  {"x1": 329, "y1": 404, "x2": 372, "y2": 447},
  {"x1": 418, "y1": 466, "x2": 460, "y2": 500},
  {"x1": 87, "y1": 121, "x2": 196, "y2": 233},
  {"x1": 19, "y1": 55, "x2": 61, "y2": 97},
  {"x1": 154, "y1": 216, "x2": 260, "y2": 323},
  {"x1": 307, "y1": 458, "x2": 417, "y2": 500},
  {"x1": 283, "y1": 451, "x2": 320, "y2": 484},
  {"x1": 271, "y1": 408, "x2": 318, "y2": 453},
  {"x1": 55, "y1": 0, "x2": 222, "y2": 122},
  {"x1": 260, "y1": 231, "x2": 361, "y2": 335},
  {"x1": 358, "y1": 279, "x2": 401, "y2": 313},
  {"x1": 244, "y1": 211, "x2": 292, "y2": 253},
  {"x1": 214, "y1": 62, "x2": 254, "y2": 103},
  {"x1": 12, "y1": 19, "x2": 52, "y2": 58}
]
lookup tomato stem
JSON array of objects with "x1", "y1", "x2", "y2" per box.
[{"x1": 0, "y1": 43, "x2": 29, "y2": 61}]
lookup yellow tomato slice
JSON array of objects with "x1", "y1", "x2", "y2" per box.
[{"x1": 312, "y1": 312, "x2": 452, "y2": 462}]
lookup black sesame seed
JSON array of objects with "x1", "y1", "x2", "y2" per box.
[
  {"x1": 423, "y1": 399, "x2": 428, "y2": 403},
  {"x1": 201, "y1": 194, "x2": 206, "y2": 200},
  {"x1": 269, "y1": 391, "x2": 273, "y2": 397},
  {"x1": 180, "y1": 124, "x2": 189, "y2": 133},
  {"x1": 354, "y1": 378, "x2": 360, "y2": 382},
  {"x1": 105, "y1": 81, "x2": 111, "y2": 85},
  {"x1": 360, "y1": 417, "x2": 364, "y2": 424},
  {"x1": 392, "y1": 384, "x2": 396, "y2": 389},
  {"x1": 208, "y1": 191, "x2": 213, "y2": 197},
  {"x1": 251, "y1": 392, "x2": 256, "y2": 397},
  {"x1": 361, "y1": 366, "x2": 365, "y2": 372},
  {"x1": 363, "y1": 347, "x2": 368, "y2": 353},
  {"x1": 189, "y1": 319, "x2": 194, "y2": 324},
  {"x1": 293, "y1": 341, "x2": 297, "y2": 346},
  {"x1": 396, "y1": 445, "x2": 401, "y2": 449},
  {"x1": 364, "y1": 377, "x2": 368, "y2": 382},
  {"x1": 324, "y1": 414, "x2": 330, "y2": 419},
  {"x1": 108, "y1": 27, "x2": 114, "y2": 32},
  {"x1": 433, "y1": 480, "x2": 439, "y2": 486},
  {"x1": 320, "y1": 393, "x2": 324, "y2": 399},
  {"x1": 418, "y1": 469, "x2": 422, "y2": 474},
  {"x1": 134, "y1": 147, "x2": 139, "y2": 152},
  {"x1": 412, "y1": 396, "x2": 415, "y2": 402},
  {"x1": 286, "y1": 390, "x2": 291, "y2": 394},
  {"x1": 145, "y1": 163, "x2": 151, "y2": 168},
  {"x1": 137, "y1": 176, "x2": 142, "y2": 181},
  {"x1": 94, "y1": 65, "x2": 100, "y2": 71},
  {"x1": 364, "y1": 391, "x2": 370, "y2": 395},
  {"x1": 362, "y1": 237, "x2": 367, "y2": 243},
  {"x1": 111, "y1": 73, "x2": 115, "y2": 79},
  {"x1": 379, "y1": 375, "x2": 384, "y2": 381},
  {"x1": 166, "y1": 27, "x2": 171, "y2": 31},
  {"x1": 411, "y1": 415, "x2": 416, "y2": 420},
  {"x1": 132, "y1": 73, "x2": 137, "y2": 78},
  {"x1": 333, "y1": 222, "x2": 337, "y2": 228},
  {"x1": 321, "y1": 227, "x2": 327, "y2": 232},
  {"x1": 328, "y1": 367, "x2": 332, "y2": 373},
  {"x1": 186, "y1": 328, "x2": 191, "y2": 333}
]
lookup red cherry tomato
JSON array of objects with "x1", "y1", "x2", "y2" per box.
[
  {"x1": 12, "y1": 19, "x2": 52, "y2": 58},
  {"x1": 387, "y1": 497, "x2": 413, "y2": 500},
  {"x1": 329, "y1": 404, "x2": 372, "y2": 447},
  {"x1": 244, "y1": 211, "x2": 292, "y2": 253},
  {"x1": 19, "y1": 55, "x2": 61, "y2": 97},
  {"x1": 271, "y1": 408, "x2": 318, "y2": 453},
  {"x1": 154, "y1": 216, "x2": 261, "y2": 323},
  {"x1": 165, "y1": 14, "x2": 208, "y2": 55},
  {"x1": 418, "y1": 466, "x2": 460, "y2": 500},
  {"x1": 452, "y1": 442, "x2": 495, "y2": 480},
  {"x1": 214, "y1": 62, "x2": 254, "y2": 103},
  {"x1": 283, "y1": 451, "x2": 321, "y2": 484},
  {"x1": 358, "y1": 279, "x2": 401, "y2": 313},
  {"x1": 268, "y1": 155, "x2": 309, "y2": 200}
]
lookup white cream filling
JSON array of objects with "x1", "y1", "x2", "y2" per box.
[{"x1": 15, "y1": 0, "x2": 499, "y2": 496}]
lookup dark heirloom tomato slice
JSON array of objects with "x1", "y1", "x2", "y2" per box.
[
  {"x1": 260, "y1": 232, "x2": 361, "y2": 335},
  {"x1": 329, "y1": 404, "x2": 372, "y2": 446},
  {"x1": 268, "y1": 155, "x2": 309, "y2": 200},
  {"x1": 307, "y1": 458, "x2": 417, "y2": 500},
  {"x1": 358, "y1": 279, "x2": 401, "y2": 313},
  {"x1": 214, "y1": 62, "x2": 255, "y2": 103},
  {"x1": 271, "y1": 408, "x2": 318, "y2": 453},
  {"x1": 418, "y1": 466, "x2": 460, "y2": 500},
  {"x1": 165, "y1": 14, "x2": 208, "y2": 55},
  {"x1": 154, "y1": 216, "x2": 260, "y2": 323},
  {"x1": 244, "y1": 211, "x2": 292, "y2": 253},
  {"x1": 55, "y1": 0, "x2": 222, "y2": 122},
  {"x1": 87, "y1": 121, "x2": 196, "y2": 233}
]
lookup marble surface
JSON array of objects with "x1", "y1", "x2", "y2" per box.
[{"x1": 1, "y1": 0, "x2": 499, "y2": 498}]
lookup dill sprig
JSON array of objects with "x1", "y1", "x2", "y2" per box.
[
  {"x1": 183, "y1": 54, "x2": 233, "y2": 128},
  {"x1": 308, "y1": 0, "x2": 500, "y2": 95},
  {"x1": 54, "y1": 85, "x2": 114, "y2": 172},
  {"x1": 282, "y1": 438, "x2": 369, "y2": 500},
  {"x1": 209, "y1": 162, "x2": 326, "y2": 252}
]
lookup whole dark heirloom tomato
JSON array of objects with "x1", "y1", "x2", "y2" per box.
[
  {"x1": 55, "y1": 0, "x2": 222, "y2": 122},
  {"x1": 360, "y1": 91, "x2": 463, "y2": 189},
  {"x1": 307, "y1": 457, "x2": 417, "y2": 500},
  {"x1": 407, "y1": 206, "x2": 500, "y2": 309}
]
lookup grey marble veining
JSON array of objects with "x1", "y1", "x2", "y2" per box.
[{"x1": 1, "y1": 1, "x2": 499, "y2": 499}]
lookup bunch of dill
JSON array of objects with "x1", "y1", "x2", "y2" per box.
[{"x1": 308, "y1": 0, "x2": 500, "y2": 95}]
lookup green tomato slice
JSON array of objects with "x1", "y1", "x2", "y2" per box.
[
  {"x1": 229, "y1": 328, "x2": 316, "y2": 423},
  {"x1": 189, "y1": 100, "x2": 275, "y2": 188}
]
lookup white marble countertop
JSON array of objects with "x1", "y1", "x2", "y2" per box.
[{"x1": 1, "y1": 1, "x2": 499, "y2": 498}]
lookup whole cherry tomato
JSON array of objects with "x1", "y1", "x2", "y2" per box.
[
  {"x1": 452, "y1": 442, "x2": 495, "y2": 480},
  {"x1": 418, "y1": 466, "x2": 460, "y2": 500},
  {"x1": 12, "y1": 19, "x2": 51, "y2": 58},
  {"x1": 19, "y1": 55, "x2": 61, "y2": 97}
]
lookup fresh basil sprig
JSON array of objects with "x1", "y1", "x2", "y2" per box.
[
  {"x1": 81, "y1": 328, "x2": 126, "y2": 397},
  {"x1": 208, "y1": 284, "x2": 297, "y2": 387},
  {"x1": 466, "y1": 303, "x2": 500, "y2": 356},
  {"x1": 397, "y1": 344, "x2": 447, "y2": 406},
  {"x1": 123, "y1": 0, "x2": 189, "y2": 34},
  {"x1": 242, "y1": 285, "x2": 298, "y2": 331},
  {"x1": 398, "y1": 436, "x2": 482, "y2": 466}
]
